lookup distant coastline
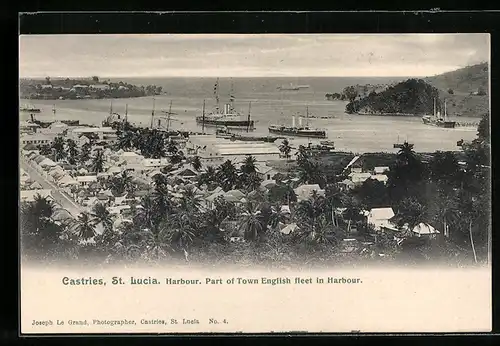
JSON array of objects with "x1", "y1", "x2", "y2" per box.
[{"x1": 20, "y1": 76, "x2": 164, "y2": 100}]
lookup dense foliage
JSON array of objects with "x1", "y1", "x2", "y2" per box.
[
  {"x1": 345, "y1": 79, "x2": 441, "y2": 115},
  {"x1": 20, "y1": 77, "x2": 163, "y2": 100},
  {"x1": 22, "y1": 115, "x2": 490, "y2": 266}
]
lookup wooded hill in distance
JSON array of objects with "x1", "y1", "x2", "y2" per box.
[{"x1": 344, "y1": 63, "x2": 489, "y2": 117}]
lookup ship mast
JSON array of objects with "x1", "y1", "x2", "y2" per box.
[
  {"x1": 247, "y1": 101, "x2": 252, "y2": 133},
  {"x1": 125, "y1": 104, "x2": 128, "y2": 123},
  {"x1": 52, "y1": 104, "x2": 56, "y2": 122},
  {"x1": 230, "y1": 80, "x2": 235, "y2": 113},
  {"x1": 167, "y1": 100, "x2": 172, "y2": 131},
  {"x1": 214, "y1": 78, "x2": 220, "y2": 113},
  {"x1": 306, "y1": 105, "x2": 309, "y2": 127},
  {"x1": 150, "y1": 97, "x2": 156, "y2": 129},
  {"x1": 202, "y1": 99, "x2": 206, "y2": 134},
  {"x1": 433, "y1": 97, "x2": 436, "y2": 118}
]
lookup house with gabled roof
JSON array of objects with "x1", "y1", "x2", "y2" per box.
[{"x1": 366, "y1": 207, "x2": 398, "y2": 231}]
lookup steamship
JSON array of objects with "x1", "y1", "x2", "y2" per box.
[
  {"x1": 268, "y1": 106, "x2": 327, "y2": 139},
  {"x1": 196, "y1": 79, "x2": 254, "y2": 129}
]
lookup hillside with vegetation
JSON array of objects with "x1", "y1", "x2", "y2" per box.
[
  {"x1": 425, "y1": 62, "x2": 488, "y2": 95},
  {"x1": 345, "y1": 79, "x2": 440, "y2": 115},
  {"x1": 343, "y1": 63, "x2": 489, "y2": 117}
]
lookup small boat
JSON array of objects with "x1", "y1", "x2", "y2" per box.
[{"x1": 20, "y1": 104, "x2": 41, "y2": 113}]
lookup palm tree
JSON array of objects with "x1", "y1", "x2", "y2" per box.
[
  {"x1": 397, "y1": 141, "x2": 419, "y2": 168},
  {"x1": 198, "y1": 166, "x2": 217, "y2": 187},
  {"x1": 134, "y1": 195, "x2": 161, "y2": 231},
  {"x1": 191, "y1": 156, "x2": 202, "y2": 171},
  {"x1": 91, "y1": 149, "x2": 105, "y2": 173},
  {"x1": 294, "y1": 192, "x2": 326, "y2": 227},
  {"x1": 167, "y1": 212, "x2": 197, "y2": 250},
  {"x1": 217, "y1": 160, "x2": 238, "y2": 191},
  {"x1": 296, "y1": 145, "x2": 310, "y2": 168},
  {"x1": 268, "y1": 203, "x2": 290, "y2": 231},
  {"x1": 279, "y1": 139, "x2": 292, "y2": 159},
  {"x1": 341, "y1": 195, "x2": 362, "y2": 234},
  {"x1": 20, "y1": 194, "x2": 58, "y2": 244},
  {"x1": 393, "y1": 196, "x2": 427, "y2": 231},
  {"x1": 268, "y1": 183, "x2": 297, "y2": 205},
  {"x1": 51, "y1": 136, "x2": 66, "y2": 162},
  {"x1": 66, "y1": 139, "x2": 79, "y2": 165},
  {"x1": 39, "y1": 144, "x2": 52, "y2": 156},
  {"x1": 244, "y1": 172, "x2": 263, "y2": 192},
  {"x1": 241, "y1": 155, "x2": 257, "y2": 175},
  {"x1": 75, "y1": 212, "x2": 97, "y2": 241},
  {"x1": 296, "y1": 214, "x2": 338, "y2": 246},
  {"x1": 91, "y1": 203, "x2": 113, "y2": 232},
  {"x1": 179, "y1": 186, "x2": 203, "y2": 213},
  {"x1": 30, "y1": 194, "x2": 55, "y2": 223},
  {"x1": 239, "y1": 201, "x2": 265, "y2": 241},
  {"x1": 325, "y1": 184, "x2": 344, "y2": 227},
  {"x1": 297, "y1": 160, "x2": 324, "y2": 186},
  {"x1": 117, "y1": 129, "x2": 135, "y2": 151},
  {"x1": 139, "y1": 220, "x2": 173, "y2": 260},
  {"x1": 152, "y1": 174, "x2": 173, "y2": 218},
  {"x1": 166, "y1": 140, "x2": 178, "y2": 154},
  {"x1": 79, "y1": 142, "x2": 92, "y2": 164}
]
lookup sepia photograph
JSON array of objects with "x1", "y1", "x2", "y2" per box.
[{"x1": 19, "y1": 33, "x2": 491, "y2": 333}]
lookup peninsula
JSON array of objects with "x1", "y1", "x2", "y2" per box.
[
  {"x1": 20, "y1": 76, "x2": 163, "y2": 100},
  {"x1": 337, "y1": 63, "x2": 489, "y2": 117}
]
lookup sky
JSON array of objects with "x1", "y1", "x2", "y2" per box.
[{"x1": 19, "y1": 34, "x2": 490, "y2": 78}]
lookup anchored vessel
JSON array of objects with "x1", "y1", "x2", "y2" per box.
[
  {"x1": 422, "y1": 98, "x2": 456, "y2": 128},
  {"x1": 20, "y1": 104, "x2": 41, "y2": 113},
  {"x1": 216, "y1": 127, "x2": 282, "y2": 143},
  {"x1": 276, "y1": 83, "x2": 310, "y2": 91},
  {"x1": 268, "y1": 106, "x2": 327, "y2": 139},
  {"x1": 196, "y1": 79, "x2": 254, "y2": 129}
]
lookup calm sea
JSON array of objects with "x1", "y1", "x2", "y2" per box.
[{"x1": 20, "y1": 77, "x2": 479, "y2": 153}]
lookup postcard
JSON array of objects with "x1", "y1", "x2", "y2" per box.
[{"x1": 19, "y1": 33, "x2": 491, "y2": 334}]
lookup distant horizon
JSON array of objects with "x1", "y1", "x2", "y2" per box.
[{"x1": 18, "y1": 61, "x2": 487, "y2": 81}]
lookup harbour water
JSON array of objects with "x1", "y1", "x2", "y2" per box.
[{"x1": 20, "y1": 77, "x2": 480, "y2": 153}]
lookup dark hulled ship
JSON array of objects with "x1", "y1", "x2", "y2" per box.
[
  {"x1": 196, "y1": 79, "x2": 254, "y2": 129},
  {"x1": 268, "y1": 106, "x2": 327, "y2": 139}
]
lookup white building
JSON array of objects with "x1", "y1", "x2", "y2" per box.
[
  {"x1": 412, "y1": 223, "x2": 440, "y2": 238},
  {"x1": 186, "y1": 135, "x2": 281, "y2": 164},
  {"x1": 373, "y1": 166, "x2": 390, "y2": 175},
  {"x1": 294, "y1": 184, "x2": 326, "y2": 201},
  {"x1": 90, "y1": 84, "x2": 110, "y2": 90},
  {"x1": 119, "y1": 151, "x2": 145, "y2": 165},
  {"x1": 71, "y1": 127, "x2": 116, "y2": 141},
  {"x1": 20, "y1": 133, "x2": 55, "y2": 146},
  {"x1": 76, "y1": 175, "x2": 98, "y2": 186},
  {"x1": 367, "y1": 207, "x2": 398, "y2": 231},
  {"x1": 20, "y1": 189, "x2": 54, "y2": 203}
]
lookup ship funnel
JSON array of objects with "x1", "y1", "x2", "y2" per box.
[
  {"x1": 30, "y1": 114, "x2": 34, "y2": 122},
  {"x1": 298, "y1": 116, "x2": 303, "y2": 127},
  {"x1": 292, "y1": 115, "x2": 296, "y2": 127}
]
